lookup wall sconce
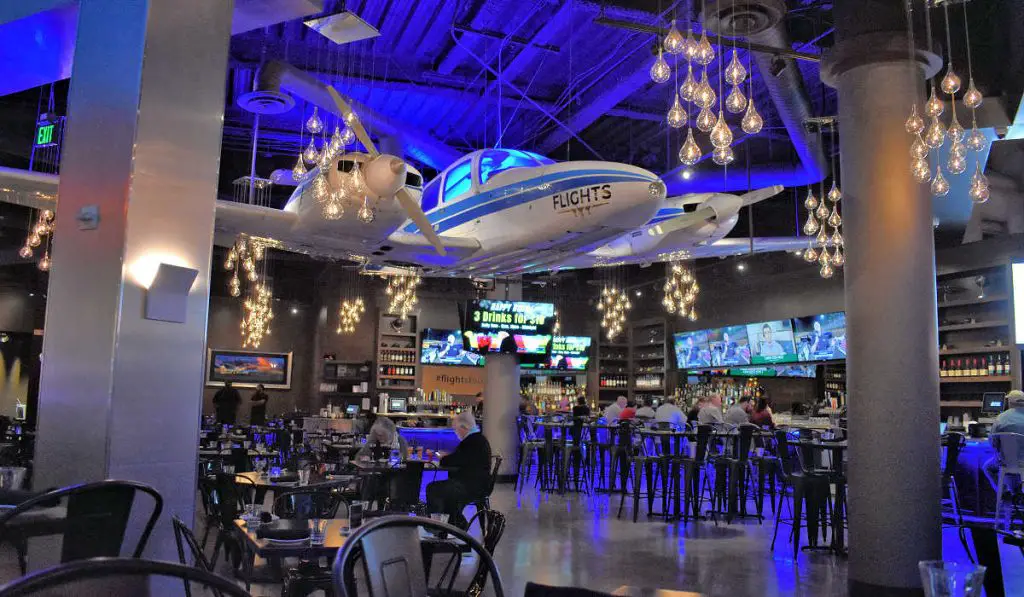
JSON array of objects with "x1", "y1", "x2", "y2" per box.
[{"x1": 144, "y1": 263, "x2": 199, "y2": 323}]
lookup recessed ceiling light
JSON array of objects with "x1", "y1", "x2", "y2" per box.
[
  {"x1": 682, "y1": 169, "x2": 693, "y2": 180},
  {"x1": 290, "y1": 307, "x2": 299, "y2": 315},
  {"x1": 635, "y1": 290, "x2": 642, "y2": 297},
  {"x1": 737, "y1": 263, "x2": 746, "y2": 272}
]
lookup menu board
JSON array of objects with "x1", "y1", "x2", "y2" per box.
[
  {"x1": 420, "y1": 329, "x2": 484, "y2": 366},
  {"x1": 793, "y1": 311, "x2": 847, "y2": 361},
  {"x1": 463, "y1": 300, "x2": 555, "y2": 354},
  {"x1": 745, "y1": 319, "x2": 797, "y2": 364},
  {"x1": 729, "y1": 365, "x2": 817, "y2": 378},
  {"x1": 708, "y1": 325, "x2": 751, "y2": 366},
  {"x1": 674, "y1": 330, "x2": 712, "y2": 369},
  {"x1": 544, "y1": 336, "x2": 591, "y2": 370}
]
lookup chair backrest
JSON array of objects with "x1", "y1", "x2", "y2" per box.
[
  {"x1": 273, "y1": 487, "x2": 345, "y2": 520},
  {"x1": 484, "y1": 455, "x2": 503, "y2": 497},
  {"x1": 941, "y1": 432, "x2": 966, "y2": 477},
  {"x1": 0, "y1": 557, "x2": 252, "y2": 596},
  {"x1": 991, "y1": 432, "x2": 1024, "y2": 473},
  {"x1": 172, "y1": 516, "x2": 217, "y2": 597},
  {"x1": 333, "y1": 515, "x2": 503, "y2": 597},
  {"x1": 465, "y1": 510, "x2": 507, "y2": 595},
  {"x1": 732, "y1": 424, "x2": 759, "y2": 461},
  {"x1": 213, "y1": 474, "x2": 252, "y2": 527},
  {"x1": 0, "y1": 480, "x2": 163, "y2": 564},
  {"x1": 773, "y1": 430, "x2": 799, "y2": 476},
  {"x1": 689, "y1": 424, "x2": 713, "y2": 463},
  {"x1": 387, "y1": 462, "x2": 425, "y2": 510}
]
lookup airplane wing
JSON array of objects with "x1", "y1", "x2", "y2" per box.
[
  {"x1": 213, "y1": 200, "x2": 299, "y2": 241},
  {"x1": 386, "y1": 232, "x2": 481, "y2": 264},
  {"x1": 686, "y1": 237, "x2": 814, "y2": 258},
  {"x1": 0, "y1": 167, "x2": 58, "y2": 208}
]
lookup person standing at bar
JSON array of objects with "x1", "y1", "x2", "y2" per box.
[
  {"x1": 249, "y1": 384, "x2": 269, "y2": 426},
  {"x1": 213, "y1": 381, "x2": 241, "y2": 426}
]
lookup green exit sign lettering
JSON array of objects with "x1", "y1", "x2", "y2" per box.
[{"x1": 34, "y1": 117, "x2": 63, "y2": 148}]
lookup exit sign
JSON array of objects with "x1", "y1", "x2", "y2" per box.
[{"x1": 34, "y1": 117, "x2": 63, "y2": 148}]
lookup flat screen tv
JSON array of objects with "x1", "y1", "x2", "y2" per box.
[
  {"x1": 463, "y1": 300, "x2": 555, "y2": 355},
  {"x1": 420, "y1": 329, "x2": 485, "y2": 366},
  {"x1": 745, "y1": 319, "x2": 798, "y2": 365},
  {"x1": 206, "y1": 349, "x2": 292, "y2": 389},
  {"x1": 538, "y1": 336, "x2": 591, "y2": 371},
  {"x1": 793, "y1": 311, "x2": 847, "y2": 361},
  {"x1": 673, "y1": 330, "x2": 711, "y2": 369},
  {"x1": 707, "y1": 325, "x2": 751, "y2": 367}
]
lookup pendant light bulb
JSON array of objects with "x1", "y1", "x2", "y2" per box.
[
  {"x1": 357, "y1": 197, "x2": 376, "y2": 223},
  {"x1": 741, "y1": 100, "x2": 763, "y2": 134},
  {"x1": 18, "y1": 246, "x2": 31, "y2": 259},
  {"x1": 905, "y1": 105, "x2": 925, "y2": 135},
  {"x1": 683, "y1": 30, "x2": 698, "y2": 62},
  {"x1": 679, "y1": 65, "x2": 698, "y2": 101},
  {"x1": 802, "y1": 212, "x2": 820, "y2": 236},
  {"x1": 827, "y1": 183, "x2": 842, "y2": 203},
  {"x1": 947, "y1": 150, "x2": 967, "y2": 176},
  {"x1": 650, "y1": 49, "x2": 671, "y2": 84},
  {"x1": 924, "y1": 117, "x2": 946, "y2": 149},
  {"x1": 291, "y1": 153, "x2": 307, "y2": 180},
  {"x1": 695, "y1": 32, "x2": 715, "y2": 66},
  {"x1": 664, "y1": 20, "x2": 685, "y2": 54},
  {"x1": 925, "y1": 86, "x2": 944, "y2": 117},
  {"x1": 911, "y1": 158, "x2": 931, "y2": 183},
  {"x1": 827, "y1": 205, "x2": 842, "y2": 228},
  {"x1": 305, "y1": 106, "x2": 324, "y2": 134},
  {"x1": 312, "y1": 172, "x2": 330, "y2": 203},
  {"x1": 666, "y1": 95, "x2": 687, "y2": 128},
  {"x1": 679, "y1": 129, "x2": 702, "y2": 165},
  {"x1": 38, "y1": 253, "x2": 50, "y2": 272},
  {"x1": 815, "y1": 202, "x2": 830, "y2": 221},
  {"x1": 803, "y1": 190, "x2": 819, "y2": 211},
  {"x1": 969, "y1": 162, "x2": 989, "y2": 204},
  {"x1": 931, "y1": 166, "x2": 950, "y2": 197},
  {"x1": 940, "y1": 70, "x2": 961, "y2": 95},
  {"x1": 963, "y1": 78, "x2": 983, "y2": 109},
  {"x1": 340, "y1": 126, "x2": 355, "y2": 146},
  {"x1": 696, "y1": 106, "x2": 716, "y2": 132},
  {"x1": 322, "y1": 195, "x2": 344, "y2": 220},
  {"x1": 709, "y1": 111, "x2": 733, "y2": 148},
  {"x1": 725, "y1": 85, "x2": 747, "y2": 114},
  {"x1": 803, "y1": 245, "x2": 818, "y2": 263},
  {"x1": 910, "y1": 135, "x2": 929, "y2": 160},
  {"x1": 711, "y1": 145, "x2": 735, "y2": 166},
  {"x1": 947, "y1": 115, "x2": 965, "y2": 142},
  {"x1": 695, "y1": 71, "x2": 716, "y2": 109},
  {"x1": 831, "y1": 247, "x2": 845, "y2": 268},
  {"x1": 330, "y1": 125, "x2": 343, "y2": 152},
  {"x1": 303, "y1": 139, "x2": 319, "y2": 164},
  {"x1": 725, "y1": 50, "x2": 747, "y2": 85},
  {"x1": 819, "y1": 261, "x2": 835, "y2": 279},
  {"x1": 965, "y1": 124, "x2": 987, "y2": 152}
]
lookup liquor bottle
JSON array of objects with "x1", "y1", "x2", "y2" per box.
[
  {"x1": 969, "y1": 358, "x2": 978, "y2": 377},
  {"x1": 987, "y1": 355, "x2": 995, "y2": 375},
  {"x1": 1001, "y1": 354, "x2": 1009, "y2": 376}
]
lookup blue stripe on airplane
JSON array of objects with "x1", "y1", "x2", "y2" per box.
[{"x1": 401, "y1": 169, "x2": 653, "y2": 234}]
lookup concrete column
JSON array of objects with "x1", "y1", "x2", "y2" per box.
[
  {"x1": 32, "y1": 0, "x2": 233, "y2": 564},
  {"x1": 483, "y1": 353, "x2": 519, "y2": 477},
  {"x1": 823, "y1": 3, "x2": 943, "y2": 594}
]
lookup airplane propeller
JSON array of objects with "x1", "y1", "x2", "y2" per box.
[{"x1": 324, "y1": 87, "x2": 446, "y2": 256}]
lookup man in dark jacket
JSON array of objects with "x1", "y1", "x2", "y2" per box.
[
  {"x1": 213, "y1": 381, "x2": 242, "y2": 425},
  {"x1": 426, "y1": 411, "x2": 492, "y2": 529}
]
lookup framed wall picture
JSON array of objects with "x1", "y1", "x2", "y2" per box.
[{"x1": 206, "y1": 349, "x2": 293, "y2": 389}]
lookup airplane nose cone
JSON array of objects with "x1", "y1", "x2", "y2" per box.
[{"x1": 389, "y1": 157, "x2": 406, "y2": 175}]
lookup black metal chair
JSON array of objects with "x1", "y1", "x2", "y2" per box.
[
  {"x1": 210, "y1": 473, "x2": 257, "y2": 570},
  {"x1": 332, "y1": 515, "x2": 504, "y2": 597},
  {"x1": 941, "y1": 432, "x2": 973, "y2": 562},
  {"x1": 0, "y1": 557, "x2": 251, "y2": 596},
  {"x1": 277, "y1": 488, "x2": 350, "y2": 597},
  {"x1": 0, "y1": 480, "x2": 163, "y2": 575},
  {"x1": 770, "y1": 430, "x2": 832, "y2": 558},
  {"x1": 172, "y1": 516, "x2": 221, "y2": 597},
  {"x1": 473, "y1": 455, "x2": 504, "y2": 511}
]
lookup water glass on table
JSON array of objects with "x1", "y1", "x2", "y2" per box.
[
  {"x1": 310, "y1": 519, "x2": 327, "y2": 545},
  {"x1": 918, "y1": 561, "x2": 985, "y2": 597},
  {"x1": 298, "y1": 468, "x2": 311, "y2": 486}
]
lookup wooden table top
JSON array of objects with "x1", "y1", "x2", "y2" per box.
[
  {"x1": 613, "y1": 586, "x2": 705, "y2": 597},
  {"x1": 234, "y1": 518, "x2": 466, "y2": 558}
]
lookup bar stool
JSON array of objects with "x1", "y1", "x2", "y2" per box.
[
  {"x1": 770, "y1": 430, "x2": 831, "y2": 559},
  {"x1": 712, "y1": 424, "x2": 762, "y2": 523},
  {"x1": 587, "y1": 420, "x2": 615, "y2": 491},
  {"x1": 672, "y1": 424, "x2": 716, "y2": 524},
  {"x1": 941, "y1": 432, "x2": 973, "y2": 561},
  {"x1": 564, "y1": 418, "x2": 592, "y2": 493},
  {"x1": 607, "y1": 420, "x2": 636, "y2": 494},
  {"x1": 618, "y1": 423, "x2": 668, "y2": 521},
  {"x1": 515, "y1": 416, "x2": 544, "y2": 492}
]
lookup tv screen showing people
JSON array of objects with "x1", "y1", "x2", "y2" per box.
[
  {"x1": 463, "y1": 300, "x2": 555, "y2": 355},
  {"x1": 420, "y1": 329, "x2": 484, "y2": 366},
  {"x1": 707, "y1": 325, "x2": 751, "y2": 367},
  {"x1": 793, "y1": 311, "x2": 847, "y2": 361},
  {"x1": 745, "y1": 319, "x2": 798, "y2": 364},
  {"x1": 673, "y1": 330, "x2": 712, "y2": 369},
  {"x1": 541, "y1": 336, "x2": 591, "y2": 370}
]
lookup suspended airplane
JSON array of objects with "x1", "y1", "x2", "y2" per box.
[{"x1": 0, "y1": 61, "x2": 808, "y2": 277}]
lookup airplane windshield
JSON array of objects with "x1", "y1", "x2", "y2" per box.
[
  {"x1": 478, "y1": 149, "x2": 551, "y2": 185},
  {"x1": 442, "y1": 158, "x2": 473, "y2": 203}
]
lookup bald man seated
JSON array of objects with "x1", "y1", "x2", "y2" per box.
[{"x1": 426, "y1": 411, "x2": 493, "y2": 529}]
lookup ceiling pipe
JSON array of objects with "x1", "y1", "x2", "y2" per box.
[
  {"x1": 662, "y1": 0, "x2": 828, "y2": 195},
  {"x1": 248, "y1": 60, "x2": 462, "y2": 171}
]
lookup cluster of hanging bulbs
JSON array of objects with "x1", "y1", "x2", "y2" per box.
[
  {"x1": 19, "y1": 209, "x2": 54, "y2": 272},
  {"x1": 385, "y1": 272, "x2": 421, "y2": 320},
  {"x1": 290, "y1": 107, "x2": 373, "y2": 221},
  {"x1": 652, "y1": 19, "x2": 763, "y2": 168},
  {"x1": 241, "y1": 283, "x2": 274, "y2": 348},
  {"x1": 904, "y1": 1, "x2": 988, "y2": 203},
  {"x1": 336, "y1": 297, "x2": 366, "y2": 335},
  {"x1": 597, "y1": 287, "x2": 631, "y2": 340},
  {"x1": 662, "y1": 261, "x2": 699, "y2": 320},
  {"x1": 224, "y1": 235, "x2": 265, "y2": 298},
  {"x1": 801, "y1": 186, "x2": 844, "y2": 279}
]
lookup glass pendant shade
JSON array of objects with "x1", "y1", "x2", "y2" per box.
[
  {"x1": 305, "y1": 106, "x2": 324, "y2": 134},
  {"x1": 18, "y1": 246, "x2": 31, "y2": 259},
  {"x1": 725, "y1": 85, "x2": 747, "y2": 113},
  {"x1": 312, "y1": 172, "x2": 330, "y2": 202},
  {"x1": 924, "y1": 117, "x2": 946, "y2": 149},
  {"x1": 322, "y1": 195, "x2": 344, "y2": 220},
  {"x1": 709, "y1": 111, "x2": 733, "y2": 148},
  {"x1": 38, "y1": 254, "x2": 50, "y2": 272},
  {"x1": 27, "y1": 234, "x2": 40, "y2": 248},
  {"x1": 741, "y1": 101, "x2": 763, "y2": 134},
  {"x1": 696, "y1": 106, "x2": 716, "y2": 132},
  {"x1": 711, "y1": 145, "x2": 734, "y2": 166},
  {"x1": 950, "y1": 140, "x2": 968, "y2": 160},
  {"x1": 831, "y1": 247, "x2": 845, "y2": 267},
  {"x1": 925, "y1": 86, "x2": 944, "y2": 117},
  {"x1": 680, "y1": 66, "x2": 698, "y2": 101},
  {"x1": 910, "y1": 135, "x2": 929, "y2": 159},
  {"x1": 930, "y1": 166, "x2": 950, "y2": 197},
  {"x1": 340, "y1": 126, "x2": 355, "y2": 146},
  {"x1": 803, "y1": 191, "x2": 819, "y2": 211},
  {"x1": 815, "y1": 226, "x2": 829, "y2": 246},
  {"x1": 330, "y1": 126, "x2": 343, "y2": 152},
  {"x1": 803, "y1": 246, "x2": 818, "y2": 263},
  {"x1": 947, "y1": 153, "x2": 967, "y2": 175},
  {"x1": 815, "y1": 202, "x2": 829, "y2": 221},
  {"x1": 695, "y1": 33, "x2": 714, "y2": 66},
  {"x1": 966, "y1": 125, "x2": 987, "y2": 152},
  {"x1": 802, "y1": 212, "x2": 820, "y2": 235},
  {"x1": 828, "y1": 205, "x2": 842, "y2": 228},
  {"x1": 683, "y1": 31, "x2": 698, "y2": 62},
  {"x1": 292, "y1": 154, "x2": 307, "y2": 180},
  {"x1": 724, "y1": 50, "x2": 746, "y2": 85},
  {"x1": 969, "y1": 162, "x2": 989, "y2": 203},
  {"x1": 940, "y1": 70, "x2": 961, "y2": 94},
  {"x1": 947, "y1": 116, "x2": 965, "y2": 142},
  {"x1": 303, "y1": 139, "x2": 319, "y2": 164},
  {"x1": 667, "y1": 96, "x2": 687, "y2": 128},
  {"x1": 650, "y1": 50, "x2": 671, "y2": 84},
  {"x1": 679, "y1": 129, "x2": 702, "y2": 165},
  {"x1": 913, "y1": 157, "x2": 931, "y2": 181},
  {"x1": 695, "y1": 72, "x2": 716, "y2": 109},
  {"x1": 963, "y1": 78, "x2": 983, "y2": 109},
  {"x1": 827, "y1": 183, "x2": 842, "y2": 203},
  {"x1": 664, "y1": 20, "x2": 685, "y2": 54},
  {"x1": 357, "y1": 197, "x2": 376, "y2": 223},
  {"x1": 819, "y1": 260, "x2": 835, "y2": 279},
  {"x1": 905, "y1": 105, "x2": 925, "y2": 134}
]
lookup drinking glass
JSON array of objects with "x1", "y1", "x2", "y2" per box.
[
  {"x1": 223, "y1": 464, "x2": 235, "y2": 475},
  {"x1": 298, "y1": 468, "x2": 311, "y2": 486},
  {"x1": 919, "y1": 561, "x2": 986, "y2": 597},
  {"x1": 310, "y1": 519, "x2": 327, "y2": 545},
  {"x1": 429, "y1": 513, "x2": 450, "y2": 525}
]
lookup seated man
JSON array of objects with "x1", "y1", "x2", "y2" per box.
[{"x1": 426, "y1": 411, "x2": 492, "y2": 529}]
